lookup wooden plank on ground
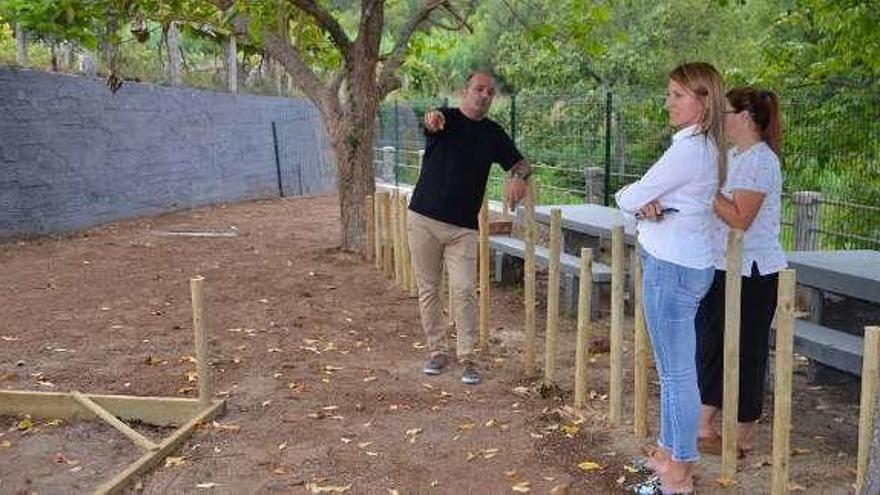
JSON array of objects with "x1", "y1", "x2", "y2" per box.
[
  {"x1": 0, "y1": 390, "x2": 206, "y2": 426},
  {"x1": 95, "y1": 399, "x2": 226, "y2": 495}
]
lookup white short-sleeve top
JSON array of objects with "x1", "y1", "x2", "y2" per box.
[
  {"x1": 713, "y1": 141, "x2": 788, "y2": 276},
  {"x1": 615, "y1": 125, "x2": 719, "y2": 269}
]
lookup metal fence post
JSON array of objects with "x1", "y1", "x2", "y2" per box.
[
  {"x1": 511, "y1": 94, "x2": 518, "y2": 145},
  {"x1": 793, "y1": 191, "x2": 822, "y2": 250},
  {"x1": 271, "y1": 122, "x2": 284, "y2": 197},
  {"x1": 393, "y1": 100, "x2": 401, "y2": 186},
  {"x1": 604, "y1": 91, "x2": 613, "y2": 206},
  {"x1": 585, "y1": 166, "x2": 604, "y2": 205}
]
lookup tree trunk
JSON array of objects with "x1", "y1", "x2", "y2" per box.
[
  {"x1": 166, "y1": 22, "x2": 183, "y2": 86},
  {"x1": 323, "y1": 96, "x2": 378, "y2": 252},
  {"x1": 14, "y1": 23, "x2": 27, "y2": 65}
]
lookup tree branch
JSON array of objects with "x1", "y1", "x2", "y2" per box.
[
  {"x1": 377, "y1": 0, "x2": 448, "y2": 97},
  {"x1": 288, "y1": 0, "x2": 352, "y2": 54},
  {"x1": 262, "y1": 29, "x2": 324, "y2": 101}
]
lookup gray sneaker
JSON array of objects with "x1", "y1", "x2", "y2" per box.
[
  {"x1": 423, "y1": 353, "x2": 448, "y2": 375},
  {"x1": 461, "y1": 363, "x2": 481, "y2": 385}
]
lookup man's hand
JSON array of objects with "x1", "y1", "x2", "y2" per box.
[
  {"x1": 506, "y1": 177, "x2": 527, "y2": 208},
  {"x1": 424, "y1": 110, "x2": 445, "y2": 133}
]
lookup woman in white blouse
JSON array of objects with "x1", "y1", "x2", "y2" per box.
[
  {"x1": 695, "y1": 87, "x2": 785, "y2": 458},
  {"x1": 616, "y1": 62, "x2": 726, "y2": 495}
]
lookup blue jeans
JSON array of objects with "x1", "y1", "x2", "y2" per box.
[{"x1": 640, "y1": 248, "x2": 714, "y2": 462}]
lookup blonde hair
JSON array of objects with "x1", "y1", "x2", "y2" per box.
[{"x1": 669, "y1": 62, "x2": 727, "y2": 186}]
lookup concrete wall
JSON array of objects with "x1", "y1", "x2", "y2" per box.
[{"x1": 0, "y1": 67, "x2": 336, "y2": 238}]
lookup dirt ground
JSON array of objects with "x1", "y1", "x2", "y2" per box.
[{"x1": 0, "y1": 195, "x2": 865, "y2": 494}]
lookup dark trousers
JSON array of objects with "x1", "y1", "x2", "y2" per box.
[{"x1": 696, "y1": 265, "x2": 778, "y2": 423}]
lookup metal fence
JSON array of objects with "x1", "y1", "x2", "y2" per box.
[{"x1": 375, "y1": 90, "x2": 880, "y2": 251}]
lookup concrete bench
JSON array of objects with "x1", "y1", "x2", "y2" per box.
[
  {"x1": 771, "y1": 319, "x2": 864, "y2": 376},
  {"x1": 489, "y1": 236, "x2": 611, "y2": 320}
]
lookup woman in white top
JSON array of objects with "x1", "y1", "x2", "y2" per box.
[
  {"x1": 695, "y1": 87, "x2": 786, "y2": 457},
  {"x1": 616, "y1": 62, "x2": 726, "y2": 495}
]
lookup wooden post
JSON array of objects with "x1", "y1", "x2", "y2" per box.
[
  {"x1": 14, "y1": 23, "x2": 28, "y2": 66},
  {"x1": 374, "y1": 192, "x2": 383, "y2": 270},
  {"x1": 398, "y1": 193, "x2": 409, "y2": 290},
  {"x1": 365, "y1": 195, "x2": 375, "y2": 262},
  {"x1": 857, "y1": 327, "x2": 880, "y2": 493},
  {"x1": 574, "y1": 248, "x2": 593, "y2": 408},
  {"x1": 632, "y1": 251, "x2": 649, "y2": 437},
  {"x1": 523, "y1": 181, "x2": 537, "y2": 375},
  {"x1": 771, "y1": 269, "x2": 796, "y2": 495},
  {"x1": 224, "y1": 35, "x2": 237, "y2": 94},
  {"x1": 392, "y1": 190, "x2": 403, "y2": 286},
  {"x1": 609, "y1": 225, "x2": 625, "y2": 426},
  {"x1": 402, "y1": 195, "x2": 417, "y2": 297},
  {"x1": 166, "y1": 22, "x2": 182, "y2": 86},
  {"x1": 479, "y1": 193, "x2": 490, "y2": 349},
  {"x1": 792, "y1": 191, "x2": 822, "y2": 250},
  {"x1": 72, "y1": 392, "x2": 159, "y2": 451},
  {"x1": 190, "y1": 276, "x2": 213, "y2": 408},
  {"x1": 544, "y1": 208, "x2": 562, "y2": 385},
  {"x1": 721, "y1": 229, "x2": 744, "y2": 479},
  {"x1": 382, "y1": 193, "x2": 393, "y2": 278}
]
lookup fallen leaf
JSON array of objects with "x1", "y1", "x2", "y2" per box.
[
  {"x1": 715, "y1": 476, "x2": 736, "y2": 488},
  {"x1": 323, "y1": 405, "x2": 340, "y2": 411},
  {"x1": 185, "y1": 371, "x2": 199, "y2": 382},
  {"x1": 431, "y1": 481, "x2": 439, "y2": 487},
  {"x1": 616, "y1": 475, "x2": 626, "y2": 485},
  {"x1": 196, "y1": 482, "x2": 221, "y2": 489},
  {"x1": 17, "y1": 417, "x2": 33, "y2": 432},
  {"x1": 45, "y1": 419, "x2": 63, "y2": 427},
  {"x1": 54, "y1": 452, "x2": 69, "y2": 464},
  {"x1": 365, "y1": 451, "x2": 379, "y2": 456},
  {"x1": 340, "y1": 437, "x2": 352, "y2": 444},
  {"x1": 358, "y1": 442, "x2": 373, "y2": 448},
  {"x1": 278, "y1": 442, "x2": 288, "y2": 450},
  {"x1": 561, "y1": 424, "x2": 580, "y2": 437},
  {"x1": 363, "y1": 376, "x2": 378, "y2": 382},
  {"x1": 70, "y1": 465, "x2": 83, "y2": 473},
  {"x1": 511, "y1": 481, "x2": 531, "y2": 492},
  {"x1": 144, "y1": 355, "x2": 166, "y2": 366},
  {"x1": 306, "y1": 483, "x2": 351, "y2": 494},
  {"x1": 412, "y1": 342, "x2": 426, "y2": 349},
  {"x1": 179, "y1": 355, "x2": 197, "y2": 364},
  {"x1": 789, "y1": 482, "x2": 807, "y2": 491},
  {"x1": 274, "y1": 467, "x2": 288, "y2": 475},
  {"x1": 388, "y1": 490, "x2": 400, "y2": 495},
  {"x1": 791, "y1": 448, "x2": 812, "y2": 456},
  {"x1": 459, "y1": 421, "x2": 477, "y2": 431},
  {"x1": 165, "y1": 456, "x2": 186, "y2": 468},
  {"x1": 0, "y1": 440, "x2": 12, "y2": 448},
  {"x1": 577, "y1": 460, "x2": 602, "y2": 472},
  {"x1": 623, "y1": 465, "x2": 639, "y2": 474},
  {"x1": 483, "y1": 448, "x2": 499, "y2": 459}
]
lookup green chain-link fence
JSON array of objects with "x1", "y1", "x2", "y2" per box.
[{"x1": 375, "y1": 90, "x2": 879, "y2": 251}]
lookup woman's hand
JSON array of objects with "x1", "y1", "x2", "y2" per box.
[{"x1": 638, "y1": 200, "x2": 664, "y2": 221}]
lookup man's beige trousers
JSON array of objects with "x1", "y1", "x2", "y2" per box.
[{"x1": 407, "y1": 211, "x2": 477, "y2": 361}]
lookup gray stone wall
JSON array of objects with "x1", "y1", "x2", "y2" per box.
[{"x1": 0, "y1": 67, "x2": 336, "y2": 238}]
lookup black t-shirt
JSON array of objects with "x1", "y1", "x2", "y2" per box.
[{"x1": 409, "y1": 107, "x2": 523, "y2": 230}]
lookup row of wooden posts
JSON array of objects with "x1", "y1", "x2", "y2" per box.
[{"x1": 362, "y1": 188, "x2": 880, "y2": 494}]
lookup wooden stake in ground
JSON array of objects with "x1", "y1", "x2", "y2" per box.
[
  {"x1": 397, "y1": 193, "x2": 409, "y2": 290},
  {"x1": 392, "y1": 189, "x2": 403, "y2": 286},
  {"x1": 523, "y1": 181, "x2": 537, "y2": 375},
  {"x1": 544, "y1": 208, "x2": 562, "y2": 385},
  {"x1": 609, "y1": 225, "x2": 625, "y2": 426},
  {"x1": 402, "y1": 195, "x2": 417, "y2": 296},
  {"x1": 479, "y1": 193, "x2": 490, "y2": 349},
  {"x1": 721, "y1": 229, "x2": 744, "y2": 480},
  {"x1": 574, "y1": 248, "x2": 593, "y2": 409},
  {"x1": 857, "y1": 326, "x2": 880, "y2": 493},
  {"x1": 374, "y1": 191, "x2": 383, "y2": 270},
  {"x1": 502, "y1": 177, "x2": 510, "y2": 218},
  {"x1": 382, "y1": 192, "x2": 393, "y2": 278},
  {"x1": 632, "y1": 251, "x2": 650, "y2": 437},
  {"x1": 190, "y1": 275, "x2": 213, "y2": 408},
  {"x1": 365, "y1": 195, "x2": 375, "y2": 262},
  {"x1": 771, "y1": 269, "x2": 796, "y2": 495}
]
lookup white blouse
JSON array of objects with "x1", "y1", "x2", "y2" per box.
[
  {"x1": 713, "y1": 141, "x2": 787, "y2": 276},
  {"x1": 615, "y1": 125, "x2": 719, "y2": 269}
]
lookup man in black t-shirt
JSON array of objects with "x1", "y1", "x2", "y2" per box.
[{"x1": 407, "y1": 71, "x2": 531, "y2": 385}]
